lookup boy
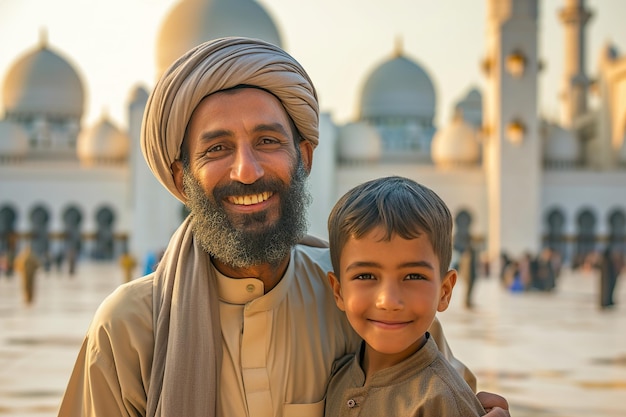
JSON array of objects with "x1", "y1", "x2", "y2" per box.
[{"x1": 325, "y1": 176, "x2": 485, "y2": 416}]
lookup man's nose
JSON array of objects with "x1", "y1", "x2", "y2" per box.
[
  {"x1": 375, "y1": 282, "x2": 404, "y2": 311},
  {"x1": 230, "y1": 144, "x2": 264, "y2": 184}
]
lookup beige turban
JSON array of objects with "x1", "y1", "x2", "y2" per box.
[{"x1": 141, "y1": 37, "x2": 319, "y2": 203}]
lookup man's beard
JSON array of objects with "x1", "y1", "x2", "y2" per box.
[{"x1": 182, "y1": 158, "x2": 311, "y2": 268}]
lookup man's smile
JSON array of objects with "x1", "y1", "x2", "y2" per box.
[{"x1": 227, "y1": 191, "x2": 274, "y2": 206}]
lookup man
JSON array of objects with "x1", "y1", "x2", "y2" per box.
[{"x1": 58, "y1": 37, "x2": 509, "y2": 417}]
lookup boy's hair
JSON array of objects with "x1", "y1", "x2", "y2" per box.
[{"x1": 328, "y1": 176, "x2": 453, "y2": 278}]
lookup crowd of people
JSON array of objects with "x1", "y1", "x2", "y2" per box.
[
  {"x1": 496, "y1": 246, "x2": 624, "y2": 310},
  {"x1": 499, "y1": 248, "x2": 562, "y2": 293}
]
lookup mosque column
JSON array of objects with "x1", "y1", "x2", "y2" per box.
[
  {"x1": 483, "y1": 0, "x2": 542, "y2": 272},
  {"x1": 307, "y1": 112, "x2": 338, "y2": 240}
]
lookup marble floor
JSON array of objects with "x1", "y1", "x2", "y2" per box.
[{"x1": 0, "y1": 262, "x2": 624, "y2": 417}]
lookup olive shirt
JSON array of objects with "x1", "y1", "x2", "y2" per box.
[
  {"x1": 58, "y1": 244, "x2": 473, "y2": 417},
  {"x1": 325, "y1": 335, "x2": 485, "y2": 417}
]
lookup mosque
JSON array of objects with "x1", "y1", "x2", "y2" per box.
[{"x1": 1, "y1": 0, "x2": 625, "y2": 274}]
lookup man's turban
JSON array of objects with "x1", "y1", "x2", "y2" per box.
[{"x1": 141, "y1": 37, "x2": 319, "y2": 203}]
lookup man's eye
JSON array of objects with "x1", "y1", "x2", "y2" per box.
[
  {"x1": 260, "y1": 137, "x2": 280, "y2": 145},
  {"x1": 206, "y1": 144, "x2": 224, "y2": 153}
]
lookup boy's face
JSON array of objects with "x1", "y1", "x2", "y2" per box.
[{"x1": 329, "y1": 226, "x2": 456, "y2": 366}]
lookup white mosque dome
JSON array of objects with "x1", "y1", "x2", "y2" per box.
[
  {"x1": 359, "y1": 45, "x2": 436, "y2": 122},
  {"x1": 543, "y1": 123, "x2": 580, "y2": 167},
  {"x1": 155, "y1": 0, "x2": 283, "y2": 76},
  {"x1": 431, "y1": 112, "x2": 480, "y2": 167},
  {"x1": 2, "y1": 37, "x2": 85, "y2": 119},
  {"x1": 337, "y1": 121, "x2": 382, "y2": 163},
  {"x1": 0, "y1": 120, "x2": 29, "y2": 160},
  {"x1": 77, "y1": 115, "x2": 129, "y2": 165}
]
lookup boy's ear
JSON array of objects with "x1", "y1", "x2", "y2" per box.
[
  {"x1": 327, "y1": 271, "x2": 345, "y2": 311},
  {"x1": 437, "y1": 269, "x2": 457, "y2": 312},
  {"x1": 171, "y1": 160, "x2": 187, "y2": 200}
]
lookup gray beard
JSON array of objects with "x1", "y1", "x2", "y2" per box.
[{"x1": 182, "y1": 159, "x2": 311, "y2": 268}]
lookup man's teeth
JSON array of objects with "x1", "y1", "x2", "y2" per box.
[{"x1": 229, "y1": 192, "x2": 273, "y2": 206}]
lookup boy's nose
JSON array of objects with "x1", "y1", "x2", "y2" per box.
[{"x1": 375, "y1": 283, "x2": 404, "y2": 311}]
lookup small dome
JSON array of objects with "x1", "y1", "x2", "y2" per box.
[
  {"x1": 337, "y1": 122, "x2": 382, "y2": 163},
  {"x1": 598, "y1": 40, "x2": 619, "y2": 67},
  {"x1": 455, "y1": 87, "x2": 483, "y2": 128},
  {"x1": 128, "y1": 85, "x2": 150, "y2": 105},
  {"x1": 431, "y1": 112, "x2": 480, "y2": 167},
  {"x1": 359, "y1": 47, "x2": 436, "y2": 121},
  {"x1": 0, "y1": 120, "x2": 29, "y2": 160},
  {"x1": 77, "y1": 115, "x2": 129, "y2": 165},
  {"x1": 155, "y1": 0, "x2": 283, "y2": 77},
  {"x1": 543, "y1": 123, "x2": 580, "y2": 166},
  {"x1": 2, "y1": 37, "x2": 85, "y2": 119}
]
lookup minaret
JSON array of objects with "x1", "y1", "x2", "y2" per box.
[
  {"x1": 559, "y1": 0, "x2": 592, "y2": 127},
  {"x1": 483, "y1": 0, "x2": 541, "y2": 270}
]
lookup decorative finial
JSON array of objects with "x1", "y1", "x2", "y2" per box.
[
  {"x1": 39, "y1": 27, "x2": 48, "y2": 49},
  {"x1": 394, "y1": 35, "x2": 403, "y2": 57}
]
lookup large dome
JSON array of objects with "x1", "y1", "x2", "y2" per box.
[
  {"x1": 155, "y1": 0, "x2": 283, "y2": 76},
  {"x1": 2, "y1": 38, "x2": 85, "y2": 119},
  {"x1": 359, "y1": 47, "x2": 436, "y2": 122}
]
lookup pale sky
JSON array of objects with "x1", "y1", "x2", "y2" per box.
[{"x1": 1, "y1": 0, "x2": 625, "y2": 130}]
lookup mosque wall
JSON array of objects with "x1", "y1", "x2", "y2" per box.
[
  {"x1": 333, "y1": 164, "x2": 488, "y2": 243},
  {"x1": 541, "y1": 170, "x2": 626, "y2": 237},
  {"x1": 0, "y1": 163, "x2": 130, "y2": 260},
  {"x1": 1, "y1": 0, "x2": 625, "y2": 272}
]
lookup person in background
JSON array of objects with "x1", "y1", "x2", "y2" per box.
[
  {"x1": 14, "y1": 245, "x2": 40, "y2": 304},
  {"x1": 57, "y1": 37, "x2": 509, "y2": 417},
  {"x1": 119, "y1": 250, "x2": 138, "y2": 283}
]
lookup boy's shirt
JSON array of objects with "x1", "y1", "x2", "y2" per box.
[{"x1": 325, "y1": 333, "x2": 485, "y2": 417}]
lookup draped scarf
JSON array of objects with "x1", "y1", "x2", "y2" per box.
[{"x1": 147, "y1": 216, "x2": 222, "y2": 417}]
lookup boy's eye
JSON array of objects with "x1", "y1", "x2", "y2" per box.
[
  {"x1": 354, "y1": 273, "x2": 375, "y2": 281},
  {"x1": 406, "y1": 273, "x2": 427, "y2": 281}
]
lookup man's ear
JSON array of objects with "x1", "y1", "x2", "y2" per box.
[
  {"x1": 299, "y1": 140, "x2": 314, "y2": 175},
  {"x1": 437, "y1": 269, "x2": 457, "y2": 312},
  {"x1": 328, "y1": 271, "x2": 345, "y2": 311},
  {"x1": 171, "y1": 160, "x2": 187, "y2": 200}
]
